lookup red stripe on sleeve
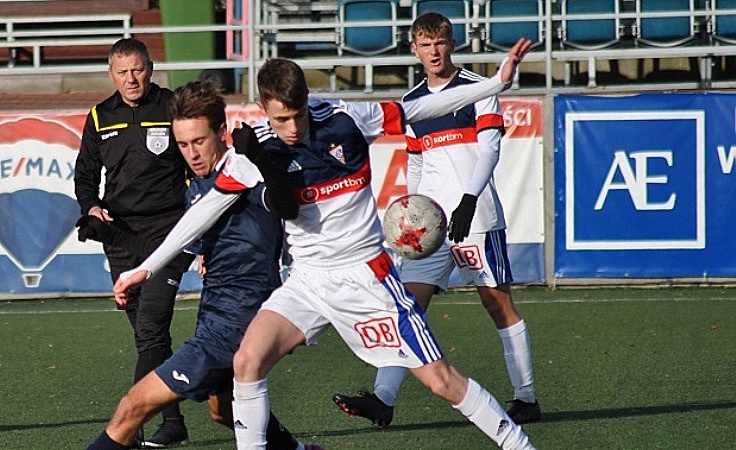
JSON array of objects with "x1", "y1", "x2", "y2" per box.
[
  {"x1": 405, "y1": 136, "x2": 422, "y2": 153},
  {"x1": 214, "y1": 172, "x2": 247, "y2": 193},
  {"x1": 380, "y1": 102, "x2": 404, "y2": 136},
  {"x1": 476, "y1": 112, "x2": 505, "y2": 131}
]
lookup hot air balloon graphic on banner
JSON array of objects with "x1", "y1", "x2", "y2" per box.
[
  {"x1": 0, "y1": 116, "x2": 91, "y2": 290},
  {"x1": 0, "y1": 105, "x2": 272, "y2": 296}
]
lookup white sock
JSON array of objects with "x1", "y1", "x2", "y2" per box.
[
  {"x1": 453, "y1": 378, "x2": 536, "y2": 450},
  {"x1": 373, "y1": 366, "x2": 408, "y2": 406},
  {"x1": 233, "y1": 379, "x2": 270, "y2": 450},
  {"x1": 498, "y1": 320, "x2": 536, "y2": 403}
]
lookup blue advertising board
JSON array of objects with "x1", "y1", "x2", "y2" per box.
[{"x1": 554, "y1": 93, "x2": 736, "y2": 278}]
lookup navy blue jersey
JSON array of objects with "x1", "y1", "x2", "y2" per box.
[
  {"x1": 154, "y1": 156, "x2": 283, "y2": 401},
  {"x1": 186, "y1": 168, "x2": 282, "y2": 327}
]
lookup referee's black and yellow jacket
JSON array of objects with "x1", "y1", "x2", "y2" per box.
[{"x1": 74, "y1": 83, "x2": 188, "y2": 221}]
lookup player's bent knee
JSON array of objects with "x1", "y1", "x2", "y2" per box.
[
  {"x1": 232, "y1": 347, "x2": 263, "y2": 379},
  {"x1": 112, "y1": 393, "x2": 148, "y2": 428}
]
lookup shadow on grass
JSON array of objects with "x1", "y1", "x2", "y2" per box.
[
  {"x1": 0, "y1": 418, "x2": 108, "y2": 432},
  {"x1": 302, "y1": 401, "x2": 736, "y2": 438},
  {"x1": 300, "y1": 419, "x2": 472, "y2": 438},
  {"x1": 539, "y1": 401, "x2": 736, "y2": 422},
  {"x1": 0, "y1": 419, "x2": 236, "y2": 448}
]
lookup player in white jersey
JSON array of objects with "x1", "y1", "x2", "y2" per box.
[
  {"x1": 333, "y1": 12, "x2": 540, "y2": 427},
  {"x1": 114, "y1": 39, "x2": 535, "y2": 450}
]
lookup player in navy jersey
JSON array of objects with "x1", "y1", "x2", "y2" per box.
[
  {"x1": 114, "y1": 38, "x2": 535, "y2": 450},
  {"x1": 84, "y1": 80, "x2": 321, "y2": 450},
  {"x1": 333, "y1": 12, "x2": 541, "y2": 428}
]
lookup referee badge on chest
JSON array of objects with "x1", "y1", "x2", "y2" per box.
[{"x1": 146, "y1": 127, "x2": 170, "y2": 155}]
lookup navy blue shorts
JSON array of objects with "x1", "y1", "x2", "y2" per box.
[{"x1": 155, "y1": 309, "x2": 257, "y2": 402}]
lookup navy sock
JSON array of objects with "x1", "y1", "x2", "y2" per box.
[{"x1": 87, "y1": 430, "x2": 129, "y2": 450}]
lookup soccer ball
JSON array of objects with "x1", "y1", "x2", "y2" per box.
[{"x1": 382, "y1": 194, "x2": 447, "y2": 260}]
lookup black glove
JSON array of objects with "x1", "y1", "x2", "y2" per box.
[
  {"x1": 448, "y1": 194, "x2": 477, "y2": 244},
  {"x1": 75, "y1": 215, "x2": 117, "y2": 243},
  {"x1": 231, "y1": 123, "x2": 298, "y2": 220},
  {"x1": 232, "y1": 122, "x2": 264, "y2": 162},
  {"x1": 75, "y1": 215, "x2": 156, "y2": 258}
]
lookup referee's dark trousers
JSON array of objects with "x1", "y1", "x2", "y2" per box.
[{"x1": 104, "y1": 211, "x2": 193, "y2": 420}]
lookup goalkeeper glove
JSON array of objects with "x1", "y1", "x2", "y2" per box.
[
  {"x1": 231, "y1": 123, "x2": 298, "y2": 219},
  {"x1": 448, "y1": 194, "x2": 477, "y2": 244}
]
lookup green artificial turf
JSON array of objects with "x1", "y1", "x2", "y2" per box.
[{"x1": 0, "y1": 286, "x2": 734, "y2": 449}]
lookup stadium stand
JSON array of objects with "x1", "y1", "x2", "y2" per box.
[
  {"x1": 709, "y1": 0, "x2": 736, "y2": 43},
  {"x1": 1, "y1": 0, "x2": 736, "y2": 101},
  {"x1": 0, "y1": 0, "x2": 158, "y2": 65},
  {"x1": 258, "y1": 0, "x2": 339, "y2": 57},
  {"x1": 241, "y1": 0, "x2": 736, "y2": 96},
  {"x1": 0, "y1": 14, "x2": 132, "y2": 68},
  {"x1": 338, "y1": 0, "x2": 400, "y2": 56},
  {"x1": 560, "y1": 0, "x2": 622, "y2": 50},
  {"x1": 411, "y1": 0, "x2": 473, "y2": 50},
  {"x1": 635, "y1": 0, "x2": 699, "y2": 47},
  {"x1": 484, "y1": 0, "x2": 545, "y2": 52}
]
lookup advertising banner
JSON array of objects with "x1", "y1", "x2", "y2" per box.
[
  {"x1": 364, "y1": 97, "x2": 545, "y2": 284},
  {"x1": 0, "y1": 97, "x2": 544, "y2": 296},
  {"x1": 554, "y1": 93, "x2": 736, "y2": 278},
  {"x1": 0, "y1": 113, "x2": 109, "y2": 294}
]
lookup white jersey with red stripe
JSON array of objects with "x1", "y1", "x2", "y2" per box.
[
  {"x1": 124, "y1": 70, "x2": 514, "y2": 279},
  {"x1": 404, "y1": 68, "x2": 507, "y2": 233},
  {"x1": 250, "y1": 97, "x2": 406, "y2": 268}
]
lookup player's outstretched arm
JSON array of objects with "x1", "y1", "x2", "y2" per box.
[
  {"x1": 119, "y1": 189, "x2": 240, "y2": 284},
  {"x1": 499, "y1": 37, "x2": 532, "y2": 84},
  {"x1": 401, "y1": 38, "x2": 532, "y2": 124},
  {"x1": 113, "y1": 269, "x2": 150, "y2": 307}
]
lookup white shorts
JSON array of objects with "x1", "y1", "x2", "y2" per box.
[
  {"x1": 400, "y1": 229, "x2": 513, "y2": 294},
  {"x1": 261, "y1": 252, "x2": 443, "y2": 369}
]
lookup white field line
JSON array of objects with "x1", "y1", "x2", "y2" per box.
[
  {"x1": 0, "y1": 295, "x2": 735, "y2": 315},
  {"x1": 0, "y1": 303, "x2": 200, "y2": 315}
]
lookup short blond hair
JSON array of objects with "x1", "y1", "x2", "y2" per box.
[{"x1": 411, "y1": 12, "x2": 454, "y2": 42}]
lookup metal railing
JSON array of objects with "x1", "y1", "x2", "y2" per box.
[
  {"x1": 1, "y1": 1, "x2": 736, "y2": 101},
  {"x1": 0, "y1": 14, "x2": 131, "y2": 68}
]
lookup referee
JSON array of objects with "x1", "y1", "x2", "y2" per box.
[{"x1": 74, "y1": 38, "x2": 192, "y2": 448}]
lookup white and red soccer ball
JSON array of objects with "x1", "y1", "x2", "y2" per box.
[{"x1": 382, "y1": 194, "x2": 447, "y2": 260}]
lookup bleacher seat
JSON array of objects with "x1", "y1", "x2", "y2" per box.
[
  {"x1": 636, "y1": 0, "x2": 697, "y2": 47},
  {"x1": 561, "y1": 0, "x2": 622, "y2": 50},
  {"x1": 485, "y1": 0, "x2": 544, "y2": 51},
  {"x1": 338, "y1": 0, "x2": 399, "y2": 56},
  {"x1": 710, "y1": 0, "x2": 736, "y2": 44},
  {"x1": 412, "y1": 0, "x2": 472, "y2": 50}
]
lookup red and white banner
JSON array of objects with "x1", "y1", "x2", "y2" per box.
[
  {"x1": 366, "y1": 97, "x2": 545, "y2": 283},
  {"x1": 0, "y1": 97, "x2": 544, "y2": 296}
]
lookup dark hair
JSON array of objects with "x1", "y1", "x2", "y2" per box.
[
  {"x1": 257, "y1": 58, "x2": 309, "y2": 111},
  {"x1": 168, "y1": 80, "x2": 227, "y2": 134},
  {"x1": 411, "y1": 12, "x2": 454, "y2": 42},
  {"x1": 109, "y1": 38, "x2": 151, "y2": 65}
]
